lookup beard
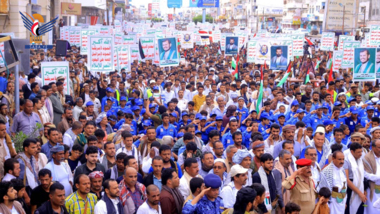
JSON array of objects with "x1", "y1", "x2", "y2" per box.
[{"x1": 163, "y1": 159, "x2": 170, "y2": 163}]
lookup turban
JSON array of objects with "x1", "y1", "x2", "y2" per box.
[
  {"x1": 50, "y1": 145, "x2": 64, "y2": 154},
  {"x1": 232, "y1": 149, "x2": 252, "y2": 164},
  {"x1": 251, "y1": 141, "x2": 265, "y2": 150},
  {"x1": 282, "y1": 125, "x2": 296, "y2": 132},
  {"x1": 89, "y1": 171, "x2": 104, "y2": 179},
  {"x1": 371, "y1": 126, "x2": 380, "y2": 134},
  {"x1": 95, "y1": 112, "x2": 107, "y2": 124}
]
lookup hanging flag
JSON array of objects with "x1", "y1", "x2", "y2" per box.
[
  {"x1": 231, "y1": 55, "x2": 239, "y2": 79},
  {"x1": 231, "y1": 56, "x2": 236, "y2": 69},
  {"x1": 305, "y1": 37, "x2": 314, "y2": 46},
  {"x1": 256, "y1": 61, "x2": 264, "y2": 111},
  {"x1": 314, "y1": 60, "x2": 321, "y2": 70},
  {"x1": 277, "y1": 61, "x2": 293, "y2": 87},
  {"x1": 138, "y1": 39, "x2": 146, "y2": 60}
]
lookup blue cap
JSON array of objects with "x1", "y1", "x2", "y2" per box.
[
  {"x1": 367, "y1": 106, "x2": 375, "y2": 111},
  {"x1": 153, "y1": 86, "x2": 159, "y2": 90},
  {"x1": 348, "y1": 97, "x2": 357, "y2": 103},
  {"x1": 260, "y1": 113, "x2": 270, "y2": 120},
  {"x1": 140, "y1": 109, "x2": 146, "y2": 115},
  {"x1": 229, "y1": 116, "x2": 237, "y2": 121},
  {"x1": 323, "y1": 120, "x2": 334, "y2": 126},
  {"x1": 204, "y1": 174, "x2": 222, "y2": 188},
  {"x1": 210, "y1": 112, "x2": 217, "y2": 117},
  {"x1": 171, "y1": 112, "x2": 178, "y2": 118},
  {"x1": 238, "y1": 97, "x2": 244, "y2": 101},
  {"x1": 182, "y1": 112, "x2": 188, "y2": 117},
  {"x1": 322, "y1": 103, "x2": 329, "y2": 109},
  {"x1": 296, "y1": 109, "x2": 305, "y2": 114},
  {"x1": 135, "y1": 100, "x2": 143, "y2": 106},
  {"x1": 377, "y1": 101, "x2": 380, "y2": 105},
  {"x1": 123, "y1": 109, "x2": 133, "y2": 114},
  {"x1": 216, "y1": 115, "x2": 223, "y2": 120},
  {"x1": 250, "y1": 110, "x2": 257, "y2": 114},
  {"x1": 201, "y1": 116, "x2": 207, "y2": 121},
  {"x1": 86, "y1": 101, "x2": 94, "y2": 107},
  {"x1": 149, "y1": 104, "x2": 156, "y2": 108},
  {"x1": 291, "y1": 100, "x2": 299, "y2": 106},
  {"x1": 350, "y1": 106, "x2": 359, "y2": 114},
  {"x1": 120, "y1": 96, "x2": 127, "y2": 101},
  {"x1": 177, "y1": 132, "x2": 184, "y2": 138},
  {"x1": 132, "y1": 106, "x2": 140, "y2": 111},
  {"x1": 106, "y1": 87, "x2": 115, "y2": 93},
  {"x1": 196, "y1": 113, "x2": 203, "y2": 120},
  {"x1": 316, "y1": 104, "x2": 324, "y2": 110},
  {"x1": 365, "y1": 100, "x2": 373, "y2": 105},
  {"x1": 143, "y1": 120, "x2": 151, "y2": 126},
  {"x1": 334, "y1": 101, "x2": 342, "y2": 106},
  {"x1": 278, "y1": 113, "x2": 285, "y2": 118},
  {"x1": 195, "y1": 130, "x2": 201, "y2": 134}
]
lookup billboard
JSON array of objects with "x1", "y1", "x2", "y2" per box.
[
  {"x1": 189, "y1": 0, "x2": 219, "y2": 8},
  {"x1": 324, "y1": 0, "x2": 356, "y2": 31},
  {"x1": 168, "y1": 0, "x2": 182, "y2": 8}
]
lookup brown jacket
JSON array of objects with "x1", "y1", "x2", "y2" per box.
[{"x1": 363, "y1": 150, "x2": 378, "y2": 201}]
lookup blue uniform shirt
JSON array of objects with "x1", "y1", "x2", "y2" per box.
[
  {"x1": 344, "y1": 117, "x2": 360, "y2": 134},
  {"x1": 156, "y1": 124, "x2": 177, "y2": 139},
  {"x1": 182, "y1": 196, "x2": 224, "y2": 214},
  {"x1": 101, "y1": 96, "x2": 118, "y2": 111}
]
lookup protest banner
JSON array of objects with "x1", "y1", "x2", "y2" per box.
[
  {"x1": 139, "y1": 37, "x2": 155, "y2": 61},
  {"x1": 332, "y1": 50, "x2": 343, "y2": 72},
  {"x1": 292, "y1": 34, "x2": 304, "y2": 56},
  {"x1": 213, "y1": 31, "x2": 221, "y2": 43},
  {"x1": 130, "y1": 45, "x2": 139, "y2": 62},
  {"x1": 158, "y1": 38, "x2": 179, "y2": 67},
  {"x1": 338, "y1": 35, "x2": 354, "y2": 51},
  {"x1": 370, "y1": 25, "x2": 380, "y2": 47},
  {"x1": 154, "y1": 34, "x2": 165, "y2": 65},
  {"x1": 99, "y1": 26, "x2": 112, "y2": 35},
  {"x1": 353, "y1": 48, "x2": 376, "y2": 81},
  {"x1": 146, "y1": 29, "x2": 156, "y2": 36},
  {"x1": 80, "y1": 29, "x2": 96, "y2": 55},
  {"x1": 200, "y1": 35, "x2": 210, "y2": 45},
  {"x1": 123, "y1": 34, "x2": 137, "y2": 45},
  {"x1": 118, "y1": 45, "x2": 130, "y2": 71},
  {"x1": 114, "y1": 45, "x2": 119, "y2": 71},
  {"x1": 280, "y1": 39, "x2": 293, "y2": 61},
  {"x1": 377, "y1": 48, "x2": 380, "y2": 79},
  {"x1": 247, "y1": 40, "x2": 257, "y2": 63},
  {"x1": 342, "y1": 41, "x2": 360, "y2": 68},
  {"x1": 114, "y1": 33, "x2": 123, "y2": 45},
  {"x1": 270, "y1": 46, "x2": 289, "y2": 70},
  {"x1": 225, "y1": 36, "x2": 239, "y2": 55},
  {"x1": 320, "y1": 32, "x2": 335, "y2": 51},
  {"x1": 181, "y1": 32, "x2": 194, "y2": 49},
  {"x1": 256, "y1": 40, "x2": 271, "y2": 64},
  {"x1": 69, "y1": 27, "x2": 81, "y2": 47},
  {"x1": 41, "y1": 62, "x2": 70, "y2": 95},
  {"x1": 88, "y1": 35, "x2": 114, "y2": 72}
]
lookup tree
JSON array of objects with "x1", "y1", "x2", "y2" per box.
[{"x1": 192, "y1": 14, "x2": 213, "y2": 24}]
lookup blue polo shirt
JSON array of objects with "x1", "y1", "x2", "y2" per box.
[
  {"x1": 222, "y1": 130, "x2": 238, "y2": 149},
  {"x1": 258, "y1": 123, "x2": 270, "y2": 140},
  {"x1": 156, "y1": 124, "x2": 177, "y2": 139},
  {"x1": 236, "y1": 107, "x2": 249, "y2": 121},
  {"x1": 309, "y1": 115, "x2": 326, "y2": 131},
  {"x1": 285, "y1": 110, "x2": 297, "y2": 121},
  {"x1": 360, "y1": 117, "x2": 372, "y2": 128},
  {"x1": 332, "y1": 118, "x2": 345, "y2": 128},
  {"x1": 101, "y1": 96, "x2": 118, "y2": 111},
  {"x1": 344, "y1": 117, "x2": 360, "y2": 134}
]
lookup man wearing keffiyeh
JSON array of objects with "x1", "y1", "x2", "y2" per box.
[{"x1": 225, "y1": 149, "x2": 253, "y2": 187}]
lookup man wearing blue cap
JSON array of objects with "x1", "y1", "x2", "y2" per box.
[
  {"x1": 101, "y1": 87, "x2": 118, "y2": 112},
  {"x1": 182, "y1": 174, "x2": 224, "y2": 214},
  {"x1": 345, "y1": 106, "x2": 361, "y2": 134},
  {"x1": 236, "y1": 97, "x2": 249, "y2": 121},
  {"x1": 323, "y1": 120, "x2": 335, "y2": 142},
  {"x1": 309, "y1": 105, "x2": 328, "y2": 131},
  {"x1": 85, "y1": 101, "x2": 98, "y2": 121},
  {"x1": 331, "y1": 106, "x2": 346, "y2": 128},
  {"x1": 360, "y1": 106, "x2": 375, "y2": 127},
  {"x1": 285, "y1": 100, "x2": 300, "y2": 121},
  {"x1": 258, "y1": 113, "x2": 271, "y2": 140},
  {"x1": 286, "y1": 109, "x2": 308, "y2": 126}
]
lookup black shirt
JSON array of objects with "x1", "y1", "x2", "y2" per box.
[
  {"x1": 31, "y1": 185, "x2": 50, "y2": 209},
  {"x1": 73, "y1": 163, "x2": 106, "y2": 180},
  {"x1": 301, "y1": 94, "x2": 311, "y2": 103},
  {"x1": 68, "y1": 158, "x2": 80, "y2": 173}
]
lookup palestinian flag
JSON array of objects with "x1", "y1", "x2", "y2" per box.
[
  {"x1": 256, "y1": 62, "x2": 265, "y2": 110},
  {"x1": 231, "y1": 55, "x2": 239, "y2": 79},
  {"x1": 305, "y1": 37, "x2": 313, "y2": 46},
  {"x1": 328, "y1": 61, "x2": 334, "y2": 82},
  {"x1": 277, "y1": 61, "x2": 293, "y2": 87},
  {"x1": 326, "y1": 52, "x2": 333, "y2": 70},
  {"x1": 315, "y1": 60, "x2": 321, "y2": 70},
  {"x1": 305, "y1": 69, "x2": 310, "y2": 84},
  {"x1": 218, "y1": 45, "x2": 222, "y2": 55}
]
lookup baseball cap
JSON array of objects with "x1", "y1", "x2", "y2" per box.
[
  {"x1": 323, "y1": 120, "x2": 334, "y2": 126},
  {"x1": 132, "y1": 106, "x2": 140, "y2": 111},
  {"x1": 291, "y1": 100, "x2": 299, "y2": 106},
  {"x1": 334, "y1": 101, "x2": 342, "y2": 106},
  {"x1": 106, "y1": 87, "x2": 115, "y2": 93},
  {"x1": 120, "y1": 96, "x2": 127, "y2": 101},
  {"x1": 86, "y1": 101, "x2": 94, "y2": 107},
  {"x1": 296, "y1": 109, "x2": 305, "y2": 114},
  {"x1": 350, "y1": 106, "x2": 359, "y2": 114},
  {"x1": 171, "y1": 112, "x2": 178, "y2": 118},
  {"x1": 216, "y1": 115, "x2": 223, "y2": 121},
  {"x1": 230, "y1": 165, "x2": 249, "y2": 177},
  {"x1": 142, "y1": 120, "x2": 151, "y2": 126},
  {"x1": 260, "y1": 113, "x2": 270, "y2": 120}
]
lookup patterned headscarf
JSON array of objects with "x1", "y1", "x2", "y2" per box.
[
  {"x1": 89, "y1": 171, "x2": 104, "y2": 179},
  {"x1": 232, "y1": 149, "x2": 252, "y2": 164}
]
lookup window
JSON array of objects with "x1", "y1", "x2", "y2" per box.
[
  {"x1": 373, "y1": 9, "x2": 376, "y2": 15},
  {"x1": 360, "y1": 7, "x2": 365, "y2": 13}
]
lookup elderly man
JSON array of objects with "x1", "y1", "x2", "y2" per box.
[
  {"x1": 363, "y1": 139, "x2": 380, "y2": 214},
  {"x1": 225, "y1": 145, "x2": 238, "y2": 173},
  {"x1": 273, "y1": 125, "x2": 302, "y2": 159},
  {"x1": 319, "y1": 150, "x2": 347, "y2": 214},
  {"x1": 303, "y1": 147, "x2": 321, "y2": 190},
  {"x1": 282, "y1": 159, "x2": 316, "y2": 214},
  {"x1": 226, "y1": 149, "x2": 253, "y2": 187},
  {"x1": 43, "y1": 145, "x2": 73, "y2": 197},
  {"x1": 274, "y1": 149, "x2": 294, "y2": 205},
  {"x1": 119, "y1": 167, "x2": 147, "y2": 214}
]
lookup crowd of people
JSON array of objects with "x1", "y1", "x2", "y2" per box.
[{"x1": 0, "y1": 33, "x2": 379, "y2": 214}]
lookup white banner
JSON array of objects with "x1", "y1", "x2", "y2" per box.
[
  {"x1": 292, "y1": 34, "x2": 304, "y2": 56},
  {"x1": 69, "y1": 27, "x2": 81, "y2": 47},
  {"x1": 332, "y1": 50, "x2": 343, "y2": 71},
  {"x1": 247, "y1": 40, "x2": 257, "y2": 63},
  {"x1": 139, "y1": 37, "x2": 155, "y2": 60},
  {"x1": 181, "y1": 32, "x2": 194, "y2": 49},
  {"x1": 369, "y1": 25, "x2": 380, "y2": 47},
  {"x1": 80, "y1": 29, "x2": 96, "y2": 55},
  {"x1": 342, "y1": 41, "x2": 360, "y2": 68},
  {"x1": 320, "y1": 32, "x2": 335, "y2": 51},
  {"x1": 88, "y1": 35, "x2": 114, "y2": 72},
  {"x1": 41, "y1": 62, "x2": 70, "y2": 95},
  {"x1": 130, "y1": 45, "x2": 139, "y2": 62},
  {"x1": 338, "y1": 35, "x2": 354, "y2": 51},
  {"x1": 256, "y1": 40, "x2": 271, "y2": 64}
]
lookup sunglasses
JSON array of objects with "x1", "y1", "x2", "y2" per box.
[{"x1": 213, "y1": 166, "x2": 223, "y2": 169}]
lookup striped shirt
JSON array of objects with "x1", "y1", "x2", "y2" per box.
[{"x1": 65, "y1": 191, "x2": 98, "y2": 214}]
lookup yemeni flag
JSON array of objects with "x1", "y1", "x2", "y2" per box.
[
  {"x1": 138, "y1": 39, "x2": 146, "y2": 60},
  {"x1": 305, "y1": 37, "x2": 314, "y2": 46},
  {"x1": 231, "y1": 55, "x2": 239, "y2": 79},
  {"x1": 256, "y1": 62, "x2": 265, "y2": 110},
  {"x1": 277, "y1": 61, "x2": 293, "y2": 87}
]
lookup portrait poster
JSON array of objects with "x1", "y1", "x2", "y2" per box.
[
  {"x1": 270, "y1": 45, "x2": 289, "y2": 70},
  {"x1": 342, "y1": 41, "x2": 360, "y2": 68},
  {"x1": 376, "y1": 48, "x2": 380, "y2": 79},
  {"x1": 353, "y1": 48, "x2": 376, "y2": 81},
  {"x1": 247, "y1": 40, "x2": 257, "y2": 63},
  {"x1": 41, "y1": 62, "x2": 70, "y2": 95},
  {"x1": 256, "y1": 41, "x2": 271, "y2": 64},
  {"x1": 221, "y1": 34, "x2": 232, "y2": 52},
  {"x1": 88, "y1": 35, "x2": 114, "y2": 72},
  {"x1": 154, "y1": 34, "x2": 165, "y2": 65},
  {"x1": 332, "y1": 50, "x2": 343, "y2": 72},
  {"x1": 181, "y1": 32, "x2": 194, "y2": 49},
  {"x1": 158, "y1": 37, "x2": 179, "y2": 67},
  {"x1": 225, "y1": 36, "x2": 239, "y2": 55}
]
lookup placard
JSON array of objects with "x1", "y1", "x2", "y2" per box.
[
  {"x1": 221, "y1": 34, "x2": 232, "y2": 52},
  {"x1": 80, "y1": 29, "x2": 96, "y2": 55},
  {"x1": 280, "y1": 39, "x2": 293, "y2": 61},
  {"x1": 139, "y1": 37, "x2": 155, "y2": 60},
  {"x1": 320, "y1": 32, "x2": 335, "y2": 51},
  {"x1": 181, "y1": 32, "x2": 194, "y2": 49},
  {"x1": 247, "y1": 40, "x2": 257, "y2": 63},
  {"x1": 158, "y1": 38, "x2": 179, "y2": 67},
  {"x1": 292, "y1": 34, "x2": 304, "y2": 56},
  {"x1": 270, "y1": 45, "x2": 289, "y2": 70},
  {"x1": 332, "y1": 50, "x2": 343, "y2": 72},
  {"x1": 88, "y1": 36, "x2": 114, "y2": 72},
  {"x1": 342, "y1": 41, "x2": 360, "y2": 68},
  {"x1": 114, "y1": 33, "x2": 123, "y2": 45},
  {"x1": 338, "y1": 35, "x2": 354, "y2": 51},
  {"x1": 369, "y1": 25, "x2": 380, "y2": 47},
  {"x1": 256, "y1": 40, "x2": 271, "y2": 64},
  {"x1": 118, "y1": 45, "x2": 130, "y2": 71},
  {"x1": 41, "y1": 62, "x2": 70, "y2": 95},
  {"x1": 69, "y1": 26, "x2": 81, "y2": 47},
  {"x1": 213, "y1": 31, "x2": 221, "y2": 43},
  {"x1": 154, "y1": 34, "x2": 165, "y2": 65},
  {"x1": 377, "y1": 48, "x2": 380, "y2": 78},
  {"x1": 99, "y1": 26, "x2": 112, "y2": 35},
  {"x1": 130, "y1": 45, "x2": 139, "y2": 62},
  {"x1": 353, "y1": 48, "x2": 376, "y2": 81},
  {"x1": 123, "y1": 35, "x2": 137, "y2": 45},
  {"x1": 225, "y1": 36, "x2": 239, "y2": 55}
]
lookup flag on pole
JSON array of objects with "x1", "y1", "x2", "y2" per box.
[
  {"x1": 231, "y1": 57, "x2": 237, "y2": 69},
  {"x1": 305, "y1": 37, "x2": 313, "y2": 46},
  {"x1": 314, "y1": 60, "x2": 321, "y2": 70},
  {"x1": 277, "y1": 61, "x2": 293, "y2": 87},
  {"x1": 256, "y1": 61, "x2": 265, "y2": 111},
  {"x1": 328, "y1": 61, "x2": 334, "y2": 83},
  {"x1": 218, "y1": 45, "x2": 222, "y2": 55},
  {"x1": 326, "y1": 52, "x2": 332, "y2": 70},
  {"x1": 138, "y1": 39, "x2": 146, "y2": 60},
  {"x1": 305, "y1": 69, "x2": 310, "y2": 84},
  {"x1": 231, "y1": 55, "x2": 239, "y2": 79}
]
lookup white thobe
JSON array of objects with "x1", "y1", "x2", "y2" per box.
[
  {"x1": 330, "y1": 165, "x2": 347, "y2": 214},
  {"x1": 44, "y1": 162, "x2": 73, "y2": 197},
  {"x1": 364, "y1": 154, "x2": 380, "y2": 214}
]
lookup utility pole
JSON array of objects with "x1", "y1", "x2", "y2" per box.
[{"x1": 342, "y1": 5, "x2": 345, "y2": 35}]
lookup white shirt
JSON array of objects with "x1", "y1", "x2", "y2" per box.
[
  {"x1": 2, "y1": 138, "x2": 13, "y2": 160},
  {"x1": 94, "y1": 197, "x2": 121, "y2": 214},
  {"x1": 2, "y1": 173, "x2": 16, "y2": 181},
  {"x1": 85, "y1": 98, "x2": 101, "y2": 114},
  {"x1": 11, "y1": 205, "x2": 19, "y2": 214},
  {"x1": 136, "y1": 201, "x2": 162, "y2": 214},
  {"x1": 311, "y1": 163, "x2": 321, "y2": 185},
  {"x1": 333, "y1": 165, "x2": 346, "y2": 192},
  {"x1": 72, "y1": 105, "x2": 83, "y2": 121},
  {"x1": 220, "y1": 182, "x2": 239, "y2": 208},
  {"x1": 177, "y1": 98, "x2": 188, "y2": 112}
]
